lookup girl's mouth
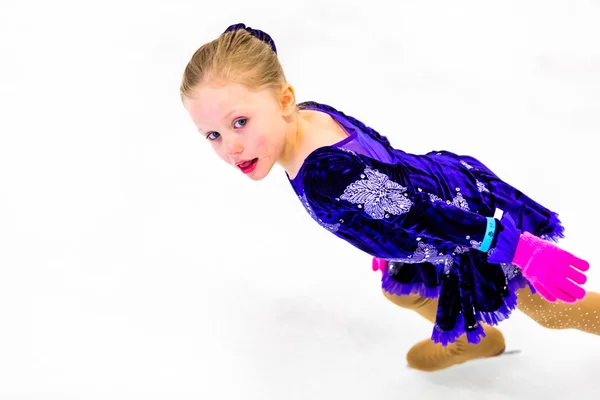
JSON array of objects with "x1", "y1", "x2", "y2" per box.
[{"x1": 237, "y1": 158, "x2": 258, "y2": 174}]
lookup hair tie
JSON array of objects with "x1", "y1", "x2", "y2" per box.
[{"x1": 223, "y1": 23, "x2": 277, "y2": 54}]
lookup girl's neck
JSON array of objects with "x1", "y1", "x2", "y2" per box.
[{"x1": 280, "y1": 109, "x2": 350, "y2": 180}]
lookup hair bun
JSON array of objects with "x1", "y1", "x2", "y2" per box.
[{"x1": 223, "y1": 23, "x2": 277, "y2": 54}]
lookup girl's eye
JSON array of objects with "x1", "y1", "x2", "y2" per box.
[
  {"x1": 205, "y1": 118, "x2": 246, "y2": 140},
  {"x1": 234, "y1": 118, "x2": 247, "y2": 129},
  {"x1": 206, "y1": 132, "x2": 220, "y2": 140}
]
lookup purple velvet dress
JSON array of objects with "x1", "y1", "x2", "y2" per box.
[{"x1": 287, "y1": 101, "x2": 565, "y2": 345}]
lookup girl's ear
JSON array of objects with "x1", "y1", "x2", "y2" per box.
[{"x1": 279, "y1": 83, "x2": 297, "y2": 116}]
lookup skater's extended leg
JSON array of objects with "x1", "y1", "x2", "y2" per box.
[{"x1": 517, "y1": 285, "x2": 600, "y2": 335}]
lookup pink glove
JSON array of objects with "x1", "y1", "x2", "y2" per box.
[
  {"x1": 372, "y1": 257, "x2": 388, "y2": 274},
  {"x1": 512, "y1": 231, "x2": 590, "y2": 303}
]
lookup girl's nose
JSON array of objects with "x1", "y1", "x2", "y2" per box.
[{"x1": 223, "y1": 136, "x2": 243, "y2": 156}]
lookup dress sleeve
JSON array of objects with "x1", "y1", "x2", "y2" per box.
[{"x1": 301, "y1": 148, "x2": 522, "y2": 264}]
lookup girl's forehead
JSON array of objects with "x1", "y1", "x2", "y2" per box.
[
  {"x1": 193, "y1": 83, "x2": 273, "y2": 114},
  {"x1": 195, "y1": 83, "x2": 245, "y2": 106}
]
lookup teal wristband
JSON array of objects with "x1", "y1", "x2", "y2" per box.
[{"x1": 477, "y1": 217, "x2": 496, "y2": 252}]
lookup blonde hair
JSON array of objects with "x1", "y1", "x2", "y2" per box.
[{"x1": 180, "y1": 24, "x2": 287, "y2": 101}]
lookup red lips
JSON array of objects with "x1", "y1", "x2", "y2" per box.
[{"x1": 237, "y1": 158, "x2": 258, "y2": 174}]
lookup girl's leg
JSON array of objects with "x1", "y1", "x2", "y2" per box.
[
  {"x1": 516, "y1": 285, "x2": 600, "y2": 335},
  {"x1": 382, "y1": 290, "x2": 506, "y2": 372},
  {"x1": 381, "y1": 290, "x2": 438, "y2": 323}
]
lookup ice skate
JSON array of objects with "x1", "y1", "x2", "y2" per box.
[{"x1": 406, "y1": 325, "x2": 506, "y2": 372}]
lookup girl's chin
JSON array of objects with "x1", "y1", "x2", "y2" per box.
[{"x1": 244, "y1": 158, "x2": 275, "y2": 181}]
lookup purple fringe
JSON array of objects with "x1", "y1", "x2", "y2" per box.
[
  {"x1": 541, "y1": 212, "x2": 566, "y2": 243},
  {"x1": 489, "y1": 211, "x2": 566, "y2": 264},
  {"x1": 381, "y1": 267, "x2": 441, "y2": 299},
  {"x1": 431, "y1": 312, "x2": 487, "y2": 346},
  {"x1": 488, "y1": 213, "x2": 520, "y2": 264},
  {"x1": 475, "y1": 275, "x2": 527, "y2": 325}
]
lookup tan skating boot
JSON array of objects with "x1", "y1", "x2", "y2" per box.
[{"x1": 406, "y1": 324, "x2": 506, "y2": 372}]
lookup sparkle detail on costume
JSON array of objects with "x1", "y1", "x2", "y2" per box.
[
  {"x1": 429, "y1": 188, "x2": 470, "y2": 210},
  {"x1": 429, "y1": 193, "x2": 442, "y2": 202},
  {"x1": 339, "y1": 167, "x2": 412, "y2": 219},
  {"x1": 389, "y1": 241, "x2": 454, "y2": 267},
  {"x1": 476, "y1": 180, "x2": 490, "y2": 193},
  {"x1": 470, "y1": 239, "x2": 483, "y2": 248}
]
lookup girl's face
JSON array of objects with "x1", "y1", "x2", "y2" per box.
[{"x1": 183, "y1": 82, "x2": 296, "y2": 181}]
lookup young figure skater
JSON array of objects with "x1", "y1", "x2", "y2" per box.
[{"x1": 180, "y1": 23, "x2": 599, "y2": 371}]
